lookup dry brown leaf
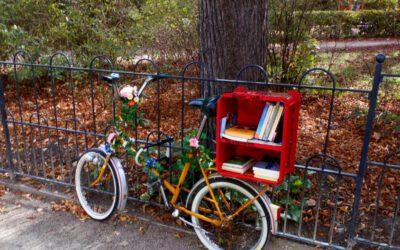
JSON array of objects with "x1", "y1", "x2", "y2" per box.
[{"x1": 174, "y1": 233, "x2": 184, "y2": 239}]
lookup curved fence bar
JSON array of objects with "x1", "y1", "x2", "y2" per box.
[
  {"x1": 299, "y1": 68, "x2": 337, "y2": 155},
  {"x1": 179, "y1": 61, "x2": 203, "y2": 148},
  {"x1": 89, "y1": 55, "x2": 114, "y2": 139},
  {"x1": 236, "y1": 64, "x2": 268, "y2": 83}
]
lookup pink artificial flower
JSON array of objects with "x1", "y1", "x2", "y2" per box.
[
  {"x1": 107, "y1": 133, "x2": 117, "y2": 143},
  {"x1": 119, "y1": 85, "x2": 135, "y2": 99},
  {"x1": 189, "y1": 137, "x2": 199, "y2": 148}
]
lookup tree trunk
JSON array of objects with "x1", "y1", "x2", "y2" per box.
[{"x1": 200, "y1": 0, "x2": 268, "y2": 87}]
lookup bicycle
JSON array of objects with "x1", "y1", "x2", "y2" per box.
[{"x1": 75, "y1": 73, "x2": 280, "y2": 249}]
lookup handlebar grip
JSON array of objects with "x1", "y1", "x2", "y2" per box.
[{"x1": 135, "y1": 148, "x2": 145, "y2": 167}]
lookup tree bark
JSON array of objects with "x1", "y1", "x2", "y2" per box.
[{"x1": 200, "y1": 0, "x2": 268, "y2": 84}]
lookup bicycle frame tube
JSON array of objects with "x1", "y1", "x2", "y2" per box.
[
  {"x1": 154, "y1": 153, "x2": 269, "y2": 228},
  {"x1": 90, "y1": 154, "x2": 111, "y2": 187},
  {"x1": 228, "y1": 185, "x2": 270, "y2": 220}
]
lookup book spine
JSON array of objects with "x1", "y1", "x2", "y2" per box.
[
  {"x1": 255, "y1": 103, "x2": 269, "y2": 139},
  {"x1": 263, "y1": 105, "x2": 278, "y2": 140},
  {"x1": 260, "y1": 103, "x2": 273, "y2": 139},
  {"x1": 268, "y1": 104, "x2": 284, "y2": 141}
]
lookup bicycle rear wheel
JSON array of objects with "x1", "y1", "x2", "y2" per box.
[
  {"x1": 189, "y1": 177, "x2": 271, "y2": 250},
  {"x1": 75, "y1": 149, "x2": 119, "y2": 221}
]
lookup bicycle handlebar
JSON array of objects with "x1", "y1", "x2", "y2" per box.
[{"x1": 134, "y1": 136, "x2": 173, "y2": 167}]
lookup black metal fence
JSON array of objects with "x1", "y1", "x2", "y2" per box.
[{"x1": 0, "y1": 51, "x2": 398, "y2": 249}]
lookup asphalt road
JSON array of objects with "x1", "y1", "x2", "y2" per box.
[{"x1": 0, "y1": 188, "x2": 313, "y2": 250}]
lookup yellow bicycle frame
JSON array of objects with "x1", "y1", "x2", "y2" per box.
[{"x1": 91, "y1": 154, "x2": 269, "y2": 227}]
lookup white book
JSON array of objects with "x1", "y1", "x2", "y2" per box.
[
  {"x1": 222, "y1": 158, "x2": 254, "y2": 168},
  {"x1": 247, "y1": 138, "x2": 281, "y2": 146},
  {"x1": 267, "y1": 104, "x2": 284, "y2": 142},
  {"x1": 221, "y1": 133, "x2": 249, "y2": 142},
  {"x1": 259, "y1": 103, "x2": 274, "y2": 139},
  {"x1": 222, "y1": 164, "x2": 252, "y2": 174},
  {"x1": 253, "y1": 169, "x2": 280, "y2": 179},
  {"x1": 254, "y1": 173, "x2": 279, "y2": 181},
  {"x1": 220, "y1": 115, "x2": 228, "y2": 135},
  {"x1": 263, "y1": 105, "x2": 278, "y2": 141}
]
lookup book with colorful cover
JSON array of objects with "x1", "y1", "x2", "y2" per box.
[
  {"x1": 255, "y1": 103, "x2": 269, "y2": 139},
  {"x1": 223, "y1": 157, "x2": 254, "y2": 168},
  {"x1": 259, "y1": 103, "x2": 275, "y2": 139},
  {"x1": 224, "y1": 126, "x2": 255, "y2": 140}
]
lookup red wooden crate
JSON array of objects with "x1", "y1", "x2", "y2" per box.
[{"x1": 216, "y1": 87, "x2": 301, "y2": 186}]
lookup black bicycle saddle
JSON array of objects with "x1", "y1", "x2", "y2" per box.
[{"x1": 189, "y1": 96, "x2": 220, "y2": 117}]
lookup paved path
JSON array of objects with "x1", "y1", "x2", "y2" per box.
[
  {"x1": 0, "y1": 188, "x2": 313, "y2": 250},
  {"x1": 318, "y1": 38, "x2": 400, "y2": 51}
]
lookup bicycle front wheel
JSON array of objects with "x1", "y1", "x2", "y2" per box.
[
  {"x1": 75, "y1": 149, "x2": 119, "y2": 221},
  {"x1": 189, "y1": 177, "x2": 271, "y2": 250}
]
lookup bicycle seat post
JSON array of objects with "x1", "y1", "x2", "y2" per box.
[
  {"x1": 196, "y1": 114, "x2": 208, "y2": 140},
  {"x1": 188, "y1": 96, "x2": 220, "y2": 140}
]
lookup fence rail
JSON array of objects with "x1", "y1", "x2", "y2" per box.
[{"x1": 0, "y1": 51, "x2": 398, "y2": 249}]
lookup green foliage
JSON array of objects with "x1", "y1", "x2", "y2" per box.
[
  {"x1": 364, "y1": 0, "x2": 398, "y2": 10},
  {"x1": 0, "y1": 0, "x2": 198, "y2": 63},
  {"x1": 171, "y1": 131, "x2": 214, "y2": 186},
  {"x1": 308, "y1": 10, "x2": 400, "y2": 39},
  {"x1": 273, "y1": 174, "x2": 312, "y2": 223},
  {"x1": 267, "y1": 0, "x2": 319, "y2": 83}
]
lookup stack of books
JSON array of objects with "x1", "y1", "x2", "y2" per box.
[
  {"x1": 220, "y1": 102, "x2": 284, "y2": 144},
  {"x1": 221, "y1": 157, "x2": 254, "y2": 174},
  {"x1": 252, "y1": 160, "x2": 280, "y2": 181},
  {"x1": 255, "y1": 102, "x2": 284, "y2": 142}
]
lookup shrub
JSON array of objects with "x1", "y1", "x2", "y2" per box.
[
  {"x1": 308, "y1": 10, "x2": 400, "y2": 39},
  {"x1": 0, "y1": 0, "x2": 198, "y2": 64},
  {"x1": 364, "y1": 0, "x2": 398, "y2": 10}
]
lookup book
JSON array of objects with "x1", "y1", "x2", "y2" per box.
[
  {"x1": 223, "y1": 157, "x2": 254, "y2": 168},
  {"x1": 220, "y1": 115, "x2": 228, "y2": 135},
  {"x1": 222, "y1": 157, "x2": 254, "y2": 174},
  {"x1": 268, "y1": 104, "x2": 284, "y2": 141},
  {"x1": 252, "y1": 161, "x2": 280, "y2": 180},
  {"x1": 247, "y1": 138, "x2": 281, "y2": 146},
  {"x1": 255, "y1": 103, "x2": 269, "y2": 139},
  {"x1": 224, "y1": 126, "x2": 255, "y2": 140},
  {"x1": 259, "y1": 103, "x2": 275, "y2": 139},
  {"x1": 254, "y1": 173, "x2": 279, "y2": 181},
  {"x1": 263, "y1": 105, "x2": 279, "y2": 141},
  {"x1": 222, "y1": 164, "x2": 252, "y2": 174},
  {"x1": 221, "y1": 133, "x2": 249, "y2": 142}
]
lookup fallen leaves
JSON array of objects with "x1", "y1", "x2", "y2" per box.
[
  {"x1": 51, "y1": 200, "x2": 89, "y2": 222},
  {"x1": 138, "y1": 225, "x2": 148, "y2": 235},
  {"x1": 0, "y1": 206, "x2": 8, "y2": 214},
  {"x1": 174, "y1": 232, "x2": 184, "y2": 239},
  {"x1": 117, "y1": 214, "x2": 138, "y2": 223},
  {"x1": 0, "y1": 185, "x2": 6, "y2": 197}
]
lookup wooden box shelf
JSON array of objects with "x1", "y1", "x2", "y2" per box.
[{"x1": 216, "y1": 87, "x2": 301, "y2": 186}]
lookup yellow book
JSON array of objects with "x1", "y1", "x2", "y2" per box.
[{"x1": 224, "y1": 126, "x2": 255, "y2": 140}]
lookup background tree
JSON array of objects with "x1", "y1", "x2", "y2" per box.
[{"x1": 199, "y1": 0, "x2": 268, "y2": 82}]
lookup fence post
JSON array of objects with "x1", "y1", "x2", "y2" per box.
[
  {"x1": 0, "y1": 76, "x2": 15, "y2": 179},
  {"x1": 347, "y1": 54, "x2": 385, "y2": 248}
]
